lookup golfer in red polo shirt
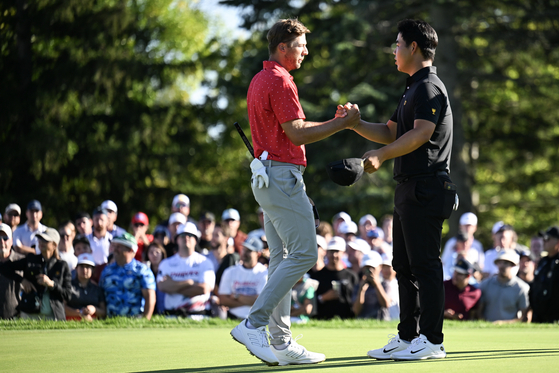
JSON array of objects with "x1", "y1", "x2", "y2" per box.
[{"x1": 230, "y1": 18, "x2": 360, "y2": 366}]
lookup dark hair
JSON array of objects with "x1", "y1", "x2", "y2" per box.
[
  {"x1": 397, "y1": 19, "x2": 438, "y2": 61},
  {"x1": 267, "y1": 18, "x2": 310, "y2": 56},
  {"x1": 143, "y1": 242, "x2": 167, "y2": 262}
]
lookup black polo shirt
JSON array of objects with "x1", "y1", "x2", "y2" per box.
[{"x1": 390, "y1": 66, "x2": 453, "y2": 181}]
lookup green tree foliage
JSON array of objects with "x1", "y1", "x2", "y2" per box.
[
  {"x1": 220, "y1": 0, "x2": 559, "y2": 246},
  {"x1": 0, "y1": 0, "x2": 254, "y2": 228}
]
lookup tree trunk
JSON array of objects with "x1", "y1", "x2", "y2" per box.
[{"x1": 430, "y1": 2, "x2": 473, "y2": 242}]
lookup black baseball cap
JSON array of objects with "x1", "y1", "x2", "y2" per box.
[
  {"x1": 453, "y1": 258, "x2": 474, "y2": 275},
  {"x1": 326, "y1": 158, "x2": 364, "y2": 186},
  {"x1": 538, "y1": 226, "x2": 559, "y2": 241}
]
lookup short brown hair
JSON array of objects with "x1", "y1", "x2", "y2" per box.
[{"x1": 267, "y1": 19, "x2": 310, "y2": 55}]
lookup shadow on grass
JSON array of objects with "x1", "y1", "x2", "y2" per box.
[{"x1": 133, "y1": 349, "x2": 559, "y2": 372}]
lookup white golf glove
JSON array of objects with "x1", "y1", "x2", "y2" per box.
[{"x1": 250, "y1": 158, "x2": 269, "y2": 189}]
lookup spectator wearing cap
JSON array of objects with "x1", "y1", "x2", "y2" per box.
[
  {"x1": 222, "y1": 208, "x2": 248, "y2": 254},
  {"x1": 87, "y1": 207, "x2": 113, "y2": 265},
  {"x1": 366, "y1": 228, "x2": 392, "y2": 256},
  {"x1": 529, "y1": 226, "x2": 559, "y2": 323},
  {"x1": 100, "y1": 232, "x2": 156, "y2": 319},
  {"x1": 312, "y1": 237, "x2": 358, "y2": 320},
  {"x1": 380, "y1": 252, "x2": 399, "y2": 320},
  {"x1": 198, "y1": 212, "x2": 216, "y2": 253},
  {"x1": 0, "y1": 223, "x2": 24, "y2": 319},
  {"x1": 74, "y1": 212, "x2": 93, "y2": 236},
  {"x1": 358, "y1": 214, "x2": 377, "y2": 241},
  {"x1": 478, "y1": 249, "x2": 529, "y2": 323},
  {"x1": 131, "y1": 212, "x2": 153, "y2": 262},
  {"x1": 482, "y1": 224, "x2": 520, "y2": 279},
  {"x1": 152, "y1": 225, "x2": 170, "y2": 248},
  {"x1": 65, "y1": 253, "x2": 106, "y2": 321},
  {"x1": 443, "y1": 258, "x2": 481, "y2": 320},
  {"x1": 441, "y1": 231, "x2": 485, "y2": 282},
  {"x1": 346, "y1": 238, "x2": 371, "y2": 275},
  {"x1": 352, "y1": 250, "x2": 391, "y2": 320},
  {"x1": 218, "y1": 236, "x2": 268, "y2": 319},
  {"x1": 206, "y1": 224, "x2": 232, "y2": 273},
  {"x1": 332, "y1": 212, "x2": 352, "y2": 237},
  {"x1": 101, "y1": 200, "x2": 126, "y2": 238},
  {"x1": 517, "y1": 249, "x2": 535, "y2": 284},
  {"x1": 338, "y1": 220, "x2": 358, "y2": 242},
  {"x1": 12, "y1": 200, "x2": 47, "y2": 255},
  {"x1": 0, "y1": 227, "x2": 73, "y2": 320},
  {"x1": 172, "y1": 194, "x2": 194, "y2": 220},
  {"x1": 157, "y1": 222, "x2": 215, "y2": 316},
  {"x1": 58, "y1": 221, "x2": 78, "y2": 272},
  {"x1": 309, "y1": 235, "x2": 328, "y2": 276},
  {"x1": 4, "y1": 204, "x2": 21, "y2": 233},
  {"x1": 441, "y1": 213, "x2": 485, "y2": 271},
  {"x1": 164, "y1": 212, "x2": 187, "y2": 257}
]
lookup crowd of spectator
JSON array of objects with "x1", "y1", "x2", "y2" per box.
[{"x1": 0, "y1": 198, "x2": 557, "y2": 324}]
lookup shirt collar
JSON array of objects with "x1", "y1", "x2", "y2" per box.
[
  {"x1": 406, "y1": 66, "x2": 437, "y2": 86},
  {"x1": 263, "y1": 60, "x2": 293, "y2": 80}
]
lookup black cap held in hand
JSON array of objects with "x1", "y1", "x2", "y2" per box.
[{"x1": 326, "y1": 158, "x2": 364, "y2": 186}]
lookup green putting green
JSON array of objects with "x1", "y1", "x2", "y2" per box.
[{"x1": 1, "y1": 319, "x2": 557, "y2": 372}]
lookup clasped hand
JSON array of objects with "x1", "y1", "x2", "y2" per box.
[{"x1": 335, "y1": 102, "x2": 360, "y2": 129}]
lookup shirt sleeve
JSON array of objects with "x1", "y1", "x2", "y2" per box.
[
  {"x1": 413, "y1": 82, "x2": 444, "y2": 124},
  {"x1": 201, "y1": 261, "x2": 216, "y2": 290},
  {"x1": 141, "y1": 264, "x2": 156, "y2": 290}
]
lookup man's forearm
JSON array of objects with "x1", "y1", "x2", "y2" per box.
[
  {"x1": 142, "y1": 289, "x2": 155, "y2": 320},
  {"x1": 353, "y1": 120, "x2": 396, "y2": 145},
  {"x1": 282, "y1": 113, "x2": 358, "y2": 146}
]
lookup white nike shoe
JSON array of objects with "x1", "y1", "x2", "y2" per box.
[
  {"x1": 390, "y1": 334, "x2": 446, "y2": 360},
  {"x1": 230, "y1": 319, "x2": 279, "y2": 366},
  {"x1": 271, "y1": 335, "x2": 326, "y2": 366},
  {"x1": 367, "y1": 333, "x2": 410, "y2": 360}
]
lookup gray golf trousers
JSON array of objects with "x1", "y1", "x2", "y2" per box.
[{"x1": 247, "y1": 160, "x2": 318, "y2": 345}]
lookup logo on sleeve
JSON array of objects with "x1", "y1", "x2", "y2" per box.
[{"x1": 432, "y1": 108, "x2": 436, "y2": 115}]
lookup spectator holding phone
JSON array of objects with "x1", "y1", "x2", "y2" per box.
[{"x1": 353, "y1": 251, "x2": 391, "y2": 320}]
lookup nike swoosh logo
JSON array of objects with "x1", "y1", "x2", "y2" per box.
[
  {"x1": 383, "y1": 347, "x2": 398, "y2": 354},
  {"x1": 410, "y1": 348, "x2": 426, "y2": 354}
]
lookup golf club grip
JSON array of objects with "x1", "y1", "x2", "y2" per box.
[{"x1": 234, "y1": 122, "x2": 255, "y2": 158}]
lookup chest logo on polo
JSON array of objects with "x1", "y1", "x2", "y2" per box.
[
  {"x1": 404, "y1": 100, "x2": 407, "y2": 106},
  {"x1": 432, "y1": 108, "x2": 436, "y2": 115}
]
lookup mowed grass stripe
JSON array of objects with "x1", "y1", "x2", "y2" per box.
[{"x1": 1, "y1": 326, "x2": 558, "y2": 372}]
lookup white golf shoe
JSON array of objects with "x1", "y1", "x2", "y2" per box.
[
  {"x1": 390, "y1": 334, "x2": 446, "y2": 360},
  {"x1": 367, "y1": 333, "x2": 410, "y2": 360},
  {"x1": 271, "y1": 336, "x2": 326, "y2": 366},
  {"x1": 230, "y1": 319, "x2": 279, "y2": 366}
]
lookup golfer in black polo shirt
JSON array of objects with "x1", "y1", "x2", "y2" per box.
[{"x1": 338, "y1": 19, "x2": 455, "y2": 360}]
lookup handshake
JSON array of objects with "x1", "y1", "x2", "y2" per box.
[{"x1": 335, "y1": 102, "x2": 361, "y2": 130}]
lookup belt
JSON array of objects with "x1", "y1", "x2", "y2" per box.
[
  {"x1": 397, "y1": 170, "x2": 448, "y2": 184},
  {"x1": 261, "y1": 160, "x2": 305, "y2": 173}
]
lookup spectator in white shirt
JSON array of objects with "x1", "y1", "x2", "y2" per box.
[
  {"x1": 12, "y1": 200, "x2": 46, "y2": 255},
  {"x1": 218, "y1": 235, "x2": 268, "y2": 319}
]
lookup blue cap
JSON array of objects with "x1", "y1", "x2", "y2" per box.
[
  {"x1": 27, "y1": 200, "x2": 42, "y2": 211},
  {"x1": 92, "y1": 206, "x2": 109, "y2": 217},
  {"x1": 243, "y1": 235, "x2": 264, "y2": 252},
  {"x1": 367, "y1": 229, "x2": 380, "y2": 239}
]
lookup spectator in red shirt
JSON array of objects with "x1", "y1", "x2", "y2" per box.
[
  {"x1": 131, "y1": 212, "x2": 153, "y2": 261},
  {"x1": 443, "y1": 258, "x2": 481, "y2": 320}
]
